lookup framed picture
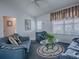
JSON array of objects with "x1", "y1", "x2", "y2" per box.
[
  {"x1": 7, "y1": 21, "x2": 12, "y2": 26},
  {"x1": 25, "y1": 19, "x2": 31, "y2": 31}
]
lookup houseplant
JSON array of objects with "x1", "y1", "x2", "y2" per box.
[
  {"x1": 47, "y1": 33, "x2": 56, "y2": 43},
  {"x1": 45, "y1": 33, "x2": 56, "y2": 50}
]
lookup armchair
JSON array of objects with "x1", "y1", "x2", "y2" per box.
[{"x1": 36, "y1": 31, "x2": 47, "y2": 43}]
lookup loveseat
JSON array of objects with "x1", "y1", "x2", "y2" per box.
[{"x1": 0, "y1": 34, "x2": 31, "y2": 59}]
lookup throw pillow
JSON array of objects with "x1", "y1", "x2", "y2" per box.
[
  {"x1": 14, "y1": 35, "x2": 22, "y2": 44},
  {"x1": 8, "y1": 36, "x2": 19, "y2": 46}
]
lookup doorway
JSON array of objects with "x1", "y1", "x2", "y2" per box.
[{"x1": 3, "y1": 16, "x2": 16, "y2": 37}]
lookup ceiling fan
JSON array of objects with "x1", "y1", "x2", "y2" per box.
[{"x1": 31, "y1": 0, "x2": 45, "y2": 7}]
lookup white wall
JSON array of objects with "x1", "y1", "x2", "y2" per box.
[
  {"x1": 0, "y1": 17, "x2": 3, "y2": 37},
  {"x1": 16, "y1": 15, "x2": 36, "y2": 40}
]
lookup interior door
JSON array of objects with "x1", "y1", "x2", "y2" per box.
[{"x1": 3, "y1": 16, "x2": 16, "y2": 37}]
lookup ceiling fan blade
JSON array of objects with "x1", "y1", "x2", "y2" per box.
[
  {"x1": 31, "y1": 0, "x2": 47, "y2": 7},
  {"x1": 34, "y1": 1, "x2": 40, "y2": 7}
]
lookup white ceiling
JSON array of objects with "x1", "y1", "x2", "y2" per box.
[{"x1": 1, "y1": 0, "x2": 79, "y2": 18}]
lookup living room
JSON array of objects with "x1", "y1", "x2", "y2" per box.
[{"x1": 0, "y1": 0, "x2": 79, "y2": 59}]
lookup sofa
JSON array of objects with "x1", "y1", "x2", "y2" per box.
[
  {"x1": 60, "y1": 38, "x2": 79, "y2": 59},
  {"x1": 36, "y1": 31, "x2": 47, "y2": 43},
  {"x1": 0, "y1": 34, "x2": 31, "y2": 59}
]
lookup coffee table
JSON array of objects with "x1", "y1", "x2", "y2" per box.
[{"x1": 40, "y1": 40, "x2": 55, "y2": 50}]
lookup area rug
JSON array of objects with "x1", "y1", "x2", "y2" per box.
[{"x1": 37, "y1": 44, "x2": 64, "y2": 58}]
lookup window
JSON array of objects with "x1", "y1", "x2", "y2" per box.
[
  {"x1": 74, "y1": 24, "x2": 79, "y2": 35},
  {"x1": 64, "y1": 19, "x2": 73, "y2": 34},
  {"x1": 65, "y1": 24, "x2": 73, "y2": 34},
  {"x1": 37, "y1": 21, "x2": 42, "y2": 30},
  {"x1": 74, "y1": 17, "x2": 79, "y2": 35},
  {"x1": 53, "y1": 24, "x2": 63, "y2": 34},
  {"x1": 52, "y1": 20, "x2": 64, "y2": 34},
  {"x1": 52, "y1": 17, "x2": 79, "y2": 35}
]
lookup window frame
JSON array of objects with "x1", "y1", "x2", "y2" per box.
[
  {"x1": 37, "y1": 21, "x2": 42, "y2": 30},
  {"x1": 52, "y1": 17, "x2": 79, "y2": 35}
]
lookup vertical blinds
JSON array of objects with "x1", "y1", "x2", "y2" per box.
[{"x1": 50, "y1": 5, "x2": 79, "y2": 20}]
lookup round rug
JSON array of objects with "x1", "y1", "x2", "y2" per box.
[{"x1": 37, "y1": 44, "x2": 64, "y2": 58}]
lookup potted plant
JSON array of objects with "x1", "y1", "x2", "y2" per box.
[
  {"x1": 47, "y1": 33, "x2": 56, "y2": 43},
  {"x1": 45, "y1": 33, "x2": 56, "y2": 50}
]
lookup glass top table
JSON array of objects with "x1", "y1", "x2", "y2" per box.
[
  {"x1": 40, "y1": 39, "x2": 59, "y2": 50},
  {"x1": 40, "y1": 40, "x2": 54, "y2": 50}
]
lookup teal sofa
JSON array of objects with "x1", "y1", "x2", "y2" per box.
[{"x1": 0, "y1": 34, "x2": 31, "y2": 59}]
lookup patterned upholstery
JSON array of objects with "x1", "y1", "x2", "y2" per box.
[
  {"x1": 61, "y1": 38, "x2": 79, "y2": 59},
  {"x1": 36, "y1": 31, "x2": 47, "y2": 43},
  {"x1": 8, "y1": 34, "x2": 22, "y2": 46},
  {"x1": 8, "y1": 36, "x2": 19, "y2": 46}
]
